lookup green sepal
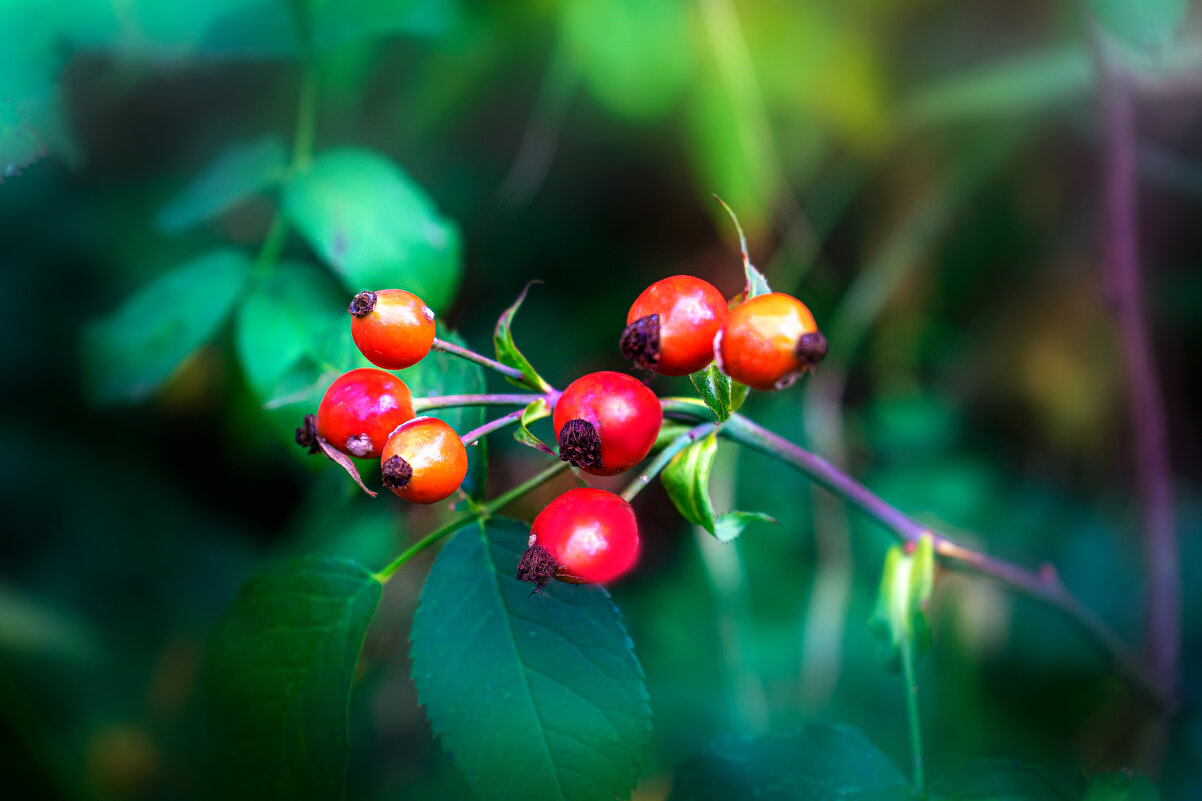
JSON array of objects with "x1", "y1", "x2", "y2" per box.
[
  {"x1": 492, "y1": 281, "x2": 554, "y2": 393},
  {"x1": 869, "y1": 535, "x2": 936, "y2": 671},
  {"x1": 513, "y1": 397, "x2": 553, "y2": 453}
]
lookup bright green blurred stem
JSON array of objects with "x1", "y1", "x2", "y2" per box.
[
  {"x1": 900, "y1": 639, "x2": 924, "y2": 792},
  {"x1": 657, "y1": 396, "x2": 1164, "y2": 705},
  {"x1": 374, "y1": 460, "x2": 570, "y2": 583}
]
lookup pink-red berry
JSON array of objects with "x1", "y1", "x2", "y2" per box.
[
  {"x1": 552, "y1": 371, "x2": 662, "y2": 476},
  {"x1": 621, "y1": 275, "x2": 729, "y2": 376},
  {"x1": 519, "y1": 488, "x2": 640, "y2": 589}
]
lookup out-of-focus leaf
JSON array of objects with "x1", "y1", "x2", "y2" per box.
[
  {"x1": 1083, "y1": 772, "x2": 1160, "y2": 801},
  {"x1": 561, "y1": 0, "x2": 692, "y2": 121},
  {"x1": 513, "y1": 397, "x2": 553, "y2": 454},
  {"x1": 411, "y1": 517, "x2": 651, "y2": 801},
  {"x1": 492, "y1": 282, "x2": 554, "y2": 393},
  {"x1": 158, "y1": 137, "x2": 287, "y2": 232},
  {"x1": 869, "y1": 536, "x2": 936, "y2": 671},
  {"x1": 1089, "y1": 0, "x2": 1186, "y2": 51},
  {"x1": 83, "y1": 249, "x2": 251, "y2": 403},
  {"x1": 208, "y1": 557, "x2": 382, "y2": 801},
  {"x1": 668, "y1": 724, "x2": 913, "y2": 801},
  {"x1": 712, "y1": 511, "x2": 775, "y2": 544},
  {"x1": 929, "y1": 760, "x2": 1071, "y2": 801},
  {"x1": 690, "y1": 363, "x2": 748, "y2": 422},
  {"x1": 0, "y1": 583, "x2": 95, "y2": 661},
  {"x1": 309, "y1": 0, "x2": 459, "y2": 47},
  {"x1": 283, "y1": 148, "x2": 463, "y2": 312}
]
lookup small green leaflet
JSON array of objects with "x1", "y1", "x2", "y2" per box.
[
  {"x1": 713, "y1": 195, "x2": 771, "y2": 300},
  {"x1": 411, "y1": 518, "x2": 651, "y2": 801},
  {"x1": 869, "y1": 536, "x2": 936, "y2": 671},
  {"x1": 207, "y1": 557, "x2": 382, "y2": 801},
  {"x1": 689, "y1": 363, "x2": 748, "y2": 422},
  {"x1": 158, "y1": 136, "x2": 287, "y2": 232},
  {"x1": 492, "y1": 281, "x2": 554, "y2": 393},
  {"x1": 283, "y1": 148, "x2": 463, "y2": 313},
  {"x1": 513, "y1": 397, "x2": 554, "y2": 454},
  {"x1": 668, "y1": 724, "x2": 913, "y2": 801},
  {"x1": 82, "y1": 248, "x2": 251, "y2": 403},
  {"x1": 661, "y1": 434, "x2": 774, "y2": 542}
]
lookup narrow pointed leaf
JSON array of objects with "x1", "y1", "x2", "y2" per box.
[
  {"x1": 493, "y1": 281, "x2": 554, "y2": 392},
  {"x1": 208, "y1": 557, "x2": 383, "y2": 801},
  {"x1": 514, "y1": 397, "x2": 554, "y2": 454},
  {"x1": 713, "y1": 511, "x2": 776, "y2": 544},
  {"x1": 411, "y1": 518, "x2": 650, "y2": 801},
  {"x1": 714, "y1": 195, "x2": 771, "y2": 299}
]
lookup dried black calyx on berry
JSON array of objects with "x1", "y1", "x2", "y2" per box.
[
  {"x1": 348, "y1": 291, "x2": 378, "y2": 318},
  {"x1": 558, "y1": 418, "x2": 603, "y2": 470},
  {"x1": 795, "y1": 331, "x2": 829, "y2": 368},
  {"x1": 517, "y1": 543, "x2": 559, "y2": 593},
  {"x1": 295, "y1": 414, "x2": 320, "y2": 455},
  {"x1": 620, "y1": 314, "x2": 661, "y2": 371},
  {"x1": 381, "y1": 456, "x2": 413, "y2": 489}
]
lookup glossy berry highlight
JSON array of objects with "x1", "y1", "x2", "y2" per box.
[
  {"x1": 380, "y1": 417, "x2": 468, "y2": 504},
  {"x1": 519, "y1": 488, "x2": 640, "y2": 589},
  {"x1": 621, "y1": 275, "x2": 729, "y2": 376},
  {"x1": 349, "y1": 289, "x2": 436, "y2": 370},
  {"x1": 716, "y1": 292, "x2": 827, "y2": 391},
  {"x1": 552, "y1": 371, "x2": 662, "y2": 476},
  {"x1": 306, "y1": 368, "x2": 415, "y2": 458}
]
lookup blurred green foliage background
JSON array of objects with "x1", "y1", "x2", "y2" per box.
[{"x1": 1, "y1": 0, "x2": 1200, "y2": 798}]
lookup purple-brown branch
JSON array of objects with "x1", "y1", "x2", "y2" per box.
[{"x1": 1094, "y1": 38, "x2": 1180, "y2": 709}]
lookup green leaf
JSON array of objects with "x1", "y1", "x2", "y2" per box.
[
  {"x1": 663, "y1": 434, "x2": 720, "y2": 533},
  {"x1": 1083, "y1": 772, "x2": 1160, "y2": 801},
  {"x1": 713, "y1": 196, "x2": 771, "y2": 299},
  {"x1": 668, "y1": 724, "x2": 912, "y2": 801},
  {"x1": 869, "y1": 536, "x2": 936, "y2": 671},
  {"x1": 411, "y1": 518, "x2": 651, "y2": 801},
  {"x1": 492, "y1": 281, "x2": 554, "y2": 393},
  {"x1": 514, "y1": 397, "x2": 554, "y2": 453},
  {"x1": 929, "y1": 760, "x2": 1071, "y2": 801},
  {"x1": 712, "y1": 511, "x2": 776, "y2": 544},
  {"x1": 283, "y1": 148, "x2": 463, "y2": 312},
  {"x1": 82, "y1": 249, "x2": 251, "y2": 403},
  {"x1": 208, "y1": 556, "x2": 383, "y2": 801},
  {"x1": 1089, "y1": 0, "x2": 1186, "y2": 51},
  {"x1": 689, "y1": 363, "x2": 748, "y2": 422},
  {"x1": 159, "y1": 136, "x2": 287, "y2": 232}
]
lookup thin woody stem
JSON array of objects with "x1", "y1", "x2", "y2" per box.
[
  {"x1": 413, "y1": 393, "x2": 541, "y2": 412},
  {"x1": 659, "y1": 397, "x2": 1163, "y2": 704},
  {"x1": 431, "y1": 337, "x2": 532, "y2": 384},
  {"x1": 461, "y1": 409, "x2": 525, "y2": 446},
  {"x1": 620, "y1": 423, "x2": 717, "y2": 503}
]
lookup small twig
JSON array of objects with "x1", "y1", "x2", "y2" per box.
[
  {"x1": 413, "y1": 393, "x2": 542, "y2": 412},
  {"x1": 619, "y1": 423, "x2": 716, "y2": 503},
  {"x1": 431, "y1": 338, "x2": 530, "y2": 383},
  {"x1": 461, "y1": 409, "x2": 525, "y2": 446}
]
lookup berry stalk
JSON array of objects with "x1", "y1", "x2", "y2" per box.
[
  {"x1": 460, "y1": 409, "x2": 525, "y2": 446},
  {"x1": 413, "y1": 393, "x2": 544, "y2": 412},
  {"x1": 619, "y1": 423, "x2": 716, "y2": 503},
  {"x1": 431, "y1": 337, "x2": 539, "y2": 385}
]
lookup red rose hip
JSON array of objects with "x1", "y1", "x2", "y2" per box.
[
  {"x1": 552, "y1": 371, "x2": 662, "y2": 476},
  {"x1": 621, "y1": 275, "x2": 729, "y2": 376},
  {"x1": 380, "y1": 417, "x2": 468, "y2": 504},
  {"x1": 302, "y1": 367, "x2": 415, "y2": 458},
  {"x1": 349, "y1": 289, "x2": 436, "y2": 370},
  {"x1": 519, "y1": 488, "x2": 640, "y2": 589},
  {"x1": 716, "y1": 292, "x2": 827, "y2": 391}
]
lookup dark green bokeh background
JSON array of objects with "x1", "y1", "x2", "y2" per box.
[{"x1": 2, "y1": 1, "x2": 1201, "y2": 799}]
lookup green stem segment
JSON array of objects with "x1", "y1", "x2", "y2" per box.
[
  {"x1": 620, "y1": 422, "x2": 716, "y2": 503},
  {"x1": 375, "y1": 460, "x2": 569, "y2": 583},
  {"x1": 900, "y1": 639, "x2": 924, "y2": 793}
]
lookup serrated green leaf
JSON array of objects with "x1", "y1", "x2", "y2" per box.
[
  {"x1": 869, "y1": 536, "x2": 936, "y2": 671},
  {"x1": 283, "y1": 148, "x2": 463, "y2": 312},
  {"x1": 208, "y1": 556, "x2": 382, "y2": 801},
  {"x1": 492, "y1": 281, "x2": 553, "y2": 392},
  {"x1": 1083, "y1": 772, "x2": 1160, "y2": 801},
  {"x1": 728, "y1": 379, "x2": 749, "y2": 413},
  {"x1": 158, "y1": 136, "x2": 287, "y2": 232},
  {"x1": 514, "y1": 397, "x2": 553, "y2": 453},
  {"x1": 1089, "y1": 0, "x2": 1186, "y2": 51},
  {"x1": 411, "y1": 517, "x2": 651, "y2": 801},
  {"x1": 688, "y1": 363, "x2": 748, "y2": 422},
  {"x1": 82, "y1": 249, "x2": 251, "y2": 404},
  {"x1": 712, "y1": 511, "x2": 776, "y2": 544},
  {"x1": 663, "y1": 433, "x2": 719, "y2": 533},
  {"x1": 928, "y1": 760, "x2": 1071, "y2": 801},
  {"x1": 668, "y1": 724, "x2": 912, "y2": 801}
]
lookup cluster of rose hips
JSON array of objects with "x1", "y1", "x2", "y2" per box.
[{"x1": 295, "y1": 277, "x2": 826, "y2": 590}]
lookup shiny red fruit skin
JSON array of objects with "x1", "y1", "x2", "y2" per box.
[
  {"x1": 552, "y1": 371, "x2": 662, "y2": 476},
  {"x1": 531, "y1": 488, "x2": 640, "y2": 584},
  {"x1": 716, "y1": 292, "x2": 819, "y2": 391},
  {"x1": 316, "y1": 368, "x2": 415, "y2": 459},
  {"x1": 380, "y1": 416, "x2": 468, "y2": 504},
  {"x1": 626, "y1": 275, "x2": 728, "y2": 375},
  {"x1": 351, "y1": 289, "x2": 436, "y2": 370}
]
